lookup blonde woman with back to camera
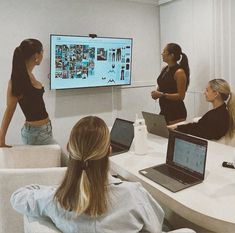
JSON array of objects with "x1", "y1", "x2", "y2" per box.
[{"x1": 12, "y1": 116, "x2": 168, "y2": 233}]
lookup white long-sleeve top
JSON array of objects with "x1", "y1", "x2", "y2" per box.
[{"x1": 11, "y1": 175, "x2": 164, "y2": 233}]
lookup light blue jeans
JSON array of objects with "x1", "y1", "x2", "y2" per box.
[{"x1": 21, "y1": 121, "x2": 55, "y2": 145}]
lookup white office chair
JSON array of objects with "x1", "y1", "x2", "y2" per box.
[
  {"x1": 24, "y1": 215, "x2": 196, "y2": 233},
  {"x1": 0, "y1": 167, "x2": 66, "y2": 233},
  {"x1": 216, "y1": 131, "x2": 235, "y2": 147},
  {"x1": 0, "y1": 144, "x2": 61, "y2": 168},
  {"x1": 0, "y1": 143, "x2": 66, "y2": 233}
]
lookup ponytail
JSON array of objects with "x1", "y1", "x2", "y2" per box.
[
  {"x1": 227, "y1": 92, "x2": 235, "y2": 138},
  {"x1": 11, "y1": 47, "x2": 30, "y2": 96},
  {"x1": 167, "y1": 43, "x2": 190, "y2": 90},
  {"x1": 10, "y1": 39, "x2": 43, "y2": 96},
  {"x1": 209, "y1": 79, "x2": 235, "y2": 138},
  {"x1": 77, "y1": 169, "x2": 91, "y2": 214},
  {"x1": 180, "y1": 52, "x2": 190, "y2": 90}
]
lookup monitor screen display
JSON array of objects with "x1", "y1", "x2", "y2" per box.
[{"x1": 50, "y1": 34, "x2": 133, "y2": 90}]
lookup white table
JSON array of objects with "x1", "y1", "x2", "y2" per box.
[{"x1": 110, "y1": 134, "x2": 235, "y2": 233}]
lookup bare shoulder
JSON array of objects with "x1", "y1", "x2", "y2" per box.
[
  {"x1": 174, "y1": 68, "x2": 186, "y2": 80},
  {"x1": 175, "y1": 68, "x2": 186, "y2": 76}
]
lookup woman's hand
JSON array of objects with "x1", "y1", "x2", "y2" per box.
[
  {"x1": 151, "y1": 90, "x2": 162, "y2": 100},
  {"x1": 167, "y1": 124, "x2": 178, "y2": 130}
]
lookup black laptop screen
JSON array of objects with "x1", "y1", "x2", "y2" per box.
[{"x1": 110, "y1": 118, "x2": 134, "y2": 147}]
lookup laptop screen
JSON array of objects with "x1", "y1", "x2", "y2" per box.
[
  {"x1": 110, "y1": 118, "x2": 134, "y2": 148},
  {"x1": 167, "y1": 130, "x2": 208, "y2": 179}
]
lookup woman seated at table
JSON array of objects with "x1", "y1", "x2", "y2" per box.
[
  {"x1": 11, "y1": 116, "x2": 166, "y2": 232},
  {"x1": 170, "y1": 79, "x2": 235, "y2": 140}
]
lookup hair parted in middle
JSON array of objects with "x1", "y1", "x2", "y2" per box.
[{"x1": 54, "y1": 116, "x2": 110, "y2": 217}]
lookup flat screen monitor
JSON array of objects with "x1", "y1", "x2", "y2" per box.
[{"x1": 50, "y1": 34, "x2": 133, "y2": 90}]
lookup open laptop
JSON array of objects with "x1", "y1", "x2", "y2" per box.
[
  {"x1": 142, "y1": 111, "x2": 169, "y2": 138},
  {"x1": 110, "y1": 118, "x2": 134, "y2": 156},
  {"x1": 139, "y1": 130, "x2": 208, "y2": 192}
]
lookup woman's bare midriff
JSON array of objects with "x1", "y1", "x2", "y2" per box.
[{"x1": 25, "y1": 117, "x2": 50, "y2": 126}]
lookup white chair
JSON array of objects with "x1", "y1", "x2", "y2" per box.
[
  {"x1": 23, "y1": 213, "x2": 196, "y2": 233},
  {"x1": 0, "y1": 144, "x2": 62, "y2": 168},
  {"x1": 0, "y1": 167, "x2": 66, "y2": 233},
  {"x1": 0, "y1": 143, "x2": 66, "y2": 233},
  {"x1": 216, "y1": 131, "x2": 235, "y2": 147}
]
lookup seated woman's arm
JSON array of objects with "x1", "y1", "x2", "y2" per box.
[
  {"x1": 177, "y1": 111, "x2": 227, "y2": 140},
  {"x1": 10, "y1": 185, "x2": 54, "y2": 218}
]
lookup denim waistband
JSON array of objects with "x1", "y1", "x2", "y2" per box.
[{"x1": 23, "y1": 120, "x2": 52, "y2": 130}]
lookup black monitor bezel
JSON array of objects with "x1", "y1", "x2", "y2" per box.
[{"x1": 49, "y1": 34, "x2": 133, "y2": 90}]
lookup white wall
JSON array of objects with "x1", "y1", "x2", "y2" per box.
[
  {"x1": 1, "y1": 0, "x2": 234, "y2": 148},
  {"x1": 0, "y1": 0, "x2": 160, "y2": 147},
  {"x1": 158, "y1": 0, "x2": 235, "y2": 119},
  {"x1": 231, "y1": 0, "x2": 235, "y2": 89},
  {"x1": 159, "y1": 0, "x2": 215, "y2": 120}
]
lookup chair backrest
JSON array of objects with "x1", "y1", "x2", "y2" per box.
[
  {"x1": 23, "y1": 215, "x2": 197, "y2": 233},
  {"x1": 23, "y1": 214, "x2": 197, "y2": 233},
  {"x1": 216, "y1": 131, "x2": 235, "y2": 147},
  {"x1": 0, "y1": 144, "x2": 61, "y2": 168},
  {"x1": 0, "y1": 167, "x2": 66, "y2": 233}
]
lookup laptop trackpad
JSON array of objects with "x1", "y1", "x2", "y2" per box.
[{"x1": 140, "y1": 168, "x2": 201, "y2": 193}]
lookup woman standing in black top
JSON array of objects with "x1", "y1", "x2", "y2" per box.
[
  {"x1": 172, "y1": 79, "x2": 235, "y2": 140},
  {"x1": 151, "y1": 43, "x2": 190, "y2": 124},
  {"x1": 0, "y1": 39, "x2": 53, "y2": 147}
]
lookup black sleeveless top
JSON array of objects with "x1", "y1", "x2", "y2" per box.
[
  {"x1": 18, "y1": 84, "x2": 48, "y2": 121},
  {"x1": 157, "y1": 64, "x2": 187, "y2": 123}
]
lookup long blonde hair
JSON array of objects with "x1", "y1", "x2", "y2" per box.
[
  {"x1": 54, "y1": 116, "x2": 110, "y2": 217},
  {"x1": 209, "y1": 79, "x2": 235, "y2": 137}
]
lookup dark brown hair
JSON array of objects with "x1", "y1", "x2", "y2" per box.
[
  {"x1": 11, "y1": 39, "x2": 43, "y2": 96},
  {"x1": 167, "y1": 43, "x2": 190, "y2": 90}
]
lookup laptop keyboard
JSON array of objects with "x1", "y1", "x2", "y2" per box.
[{"x1": 154, "y1": 165, "x2": 197, "y2": 184}]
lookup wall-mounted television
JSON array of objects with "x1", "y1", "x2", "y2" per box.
[{"x1": 50, "y1": 34, "x2": 133, "y2": 90}]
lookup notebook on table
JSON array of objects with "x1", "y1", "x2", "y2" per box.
[
  {"x1": 110, "y1": 118, "x2": 134, "y2": 156},
  {"x1": 142, "y1": 111, "x2": 169, "y2": 138},
  {"x1": 139, "y1": 130, "x2": 208, "y2": 192}
]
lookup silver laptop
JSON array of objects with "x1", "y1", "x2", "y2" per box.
[
  {"x1": 110, "y1": 118, "x2": 134, "y2": 156},
  {"x1": 139, "y1": 130, "x2": 208, "y2": 192},
  {"x1": 142, "y1": 111, "x2": 169, "y2": 138}
]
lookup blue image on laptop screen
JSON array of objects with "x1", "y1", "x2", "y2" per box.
[{"x1": 173, "y1": 138, "x2": 206, "y2": 174}]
